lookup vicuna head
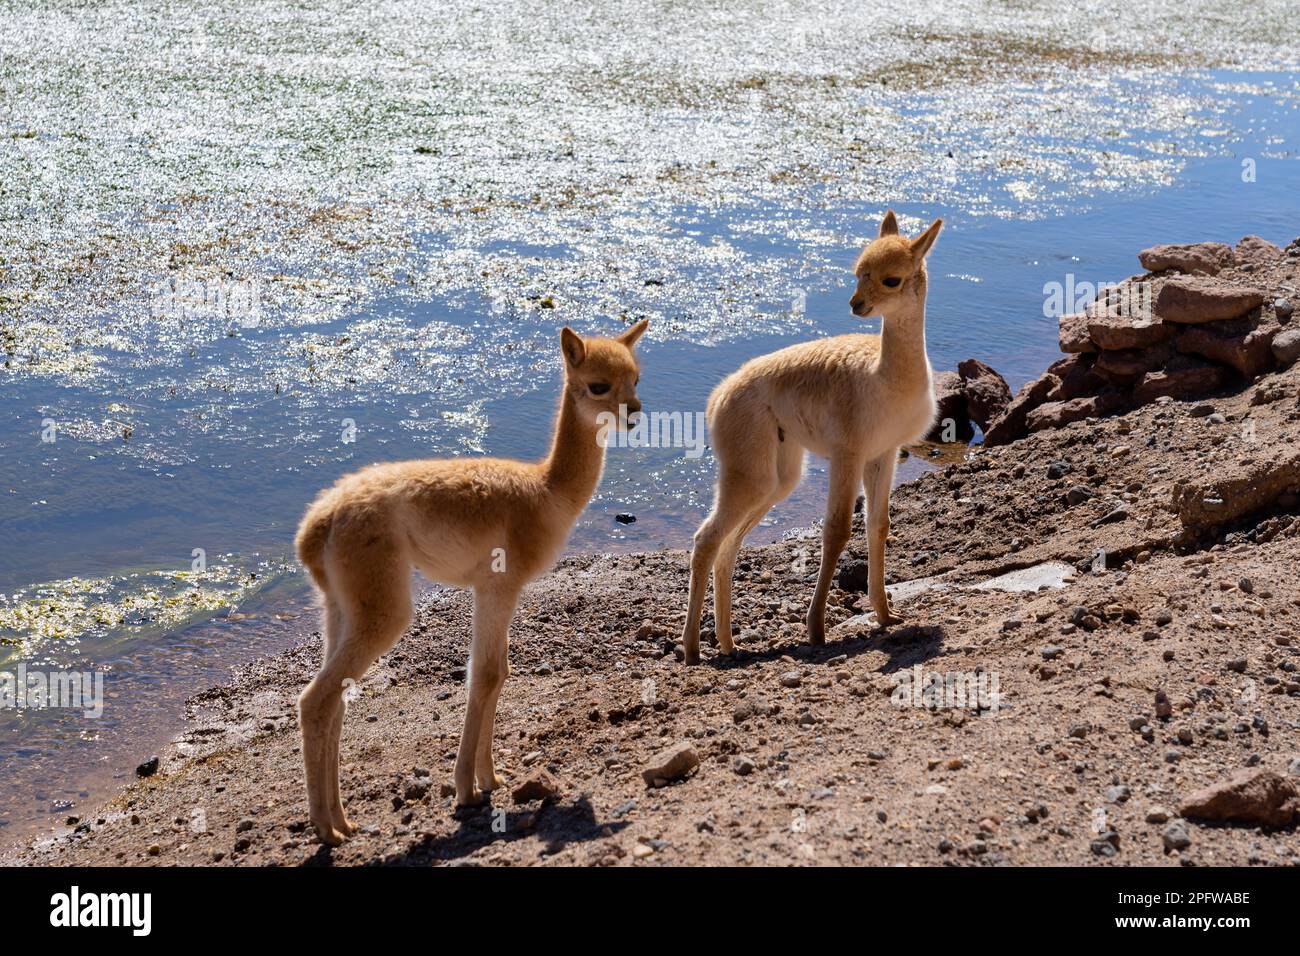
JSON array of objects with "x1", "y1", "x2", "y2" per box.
[
  {"x1": 560, "y1": 319, "x2": 648, "y2": 428},
  {"x1": 849, "y1": 211, "x2": 943, "y2": 320}
]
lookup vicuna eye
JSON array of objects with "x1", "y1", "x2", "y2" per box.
[
  {"x1": 589, "y1": 383, "x2": 610, "y2": 396},
  {"x1": 882, "y1": 277, "x2": 902, "y2": 288}
]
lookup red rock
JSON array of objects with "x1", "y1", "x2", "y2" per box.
[
  {"x1": 1093, "y1": 344, "x2": 1172, "y2": 383},
  {"x1": 1046, "y1": 353, "x2": 1105, "y2": 401},
  {"x1": 956, "y1": 358, "x2": 1011, "y2": 432},
  {"x1": 1133, "y1": 355, "x2": 1230, "y2": 404},
  {"x1": 641, "y1": 743, "x2": 700, "y2": 787},
  {"x1": 983, "y1": 372, "x2": 1058, "y2": 446},
  {"x1": 1086, "y1": 311, "x2": 1173, "y2": 350},
  {"x1": 1234, "y1": 235, "x2": 1283, "y2": 266},
  {"x1": 926, "y1": 371, "x2": 973, "y2": 442},
  {"x1": 1179, "y1": 769, "x2": 1300, "y2": 827},
  {"x1": 1176, "y1": 324, "x2": 1277, "y2": 379},
  {"x1": 1155, "y1": 276, "x2": 1265, "y2": 324},
  {"x1": 1138, "y1": 242, "x2": 1234, "y2": 275},
  {"x1": 511, "y1": 768, "x2": 561, "y2": 804},
  {"x1": 1025, "y1": 392, "x2": 1126, "y2": 432},
  {"x1": 1058, "y1": 312, "x2": 1096, "y2": 353}
]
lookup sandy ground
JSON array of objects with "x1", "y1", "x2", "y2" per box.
[{"x1": 8, "y1": 351, "x2": 1300, "y2": 866}]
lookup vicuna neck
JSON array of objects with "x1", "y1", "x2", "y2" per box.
[
  {"x1": 543, "y1": 385, "x2": 606, "y2": 509},
  {"x1": 879, "y1": 269, "x2": 931, "y2": 387}
]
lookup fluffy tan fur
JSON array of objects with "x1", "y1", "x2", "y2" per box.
[
  {"x1": 295, "y1": 320, "x2": 647, "y2": 844},
  {"x1": 682, "y1": 212, "x2": 943, "y2": 664}
]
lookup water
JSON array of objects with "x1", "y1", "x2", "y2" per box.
[{"x1": 1, "y1": 0, "x2": 1298, "y2": 842}]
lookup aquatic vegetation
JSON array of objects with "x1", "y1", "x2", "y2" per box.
[{"x1": 0, "y1": 560, "x2": 293, "y2": 661}]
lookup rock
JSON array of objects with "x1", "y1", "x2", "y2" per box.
[
  {"x1": 1179, "y1": 769, "x2": 1300, "y2": 827},
  {"x1": 779, "y1": 671, "x2": 802, "y2": 688},
  {"x1": 1156, "y1": 277, "x2": 1266, "y2": 324},
  {"x1": 1176, "y1": 324, "x2": 1277, "y2": 378},
  {"x1": 1046, "y1": 352, "x2": 1105, "y2": 401},
  {"x1": 136, "y1": 756, "x2": 160, "y2": 778},
  {"x1": 512, "y1": 768, "x2": 561, "y2": 804},
  {"x1": 403, "y1": 776, "x2": 431, "y2": 801},
  {"x1": 1145, "y1": 806, "x2": 1171, "y2": 824},
  {"x1": 1058, "y1": 311, "x2": 1097, "y2": 353},
  {"x1": 1093, "y1": 345, "x2": 1170, "y2": 383},
  {"x1": 1234, "y1": 234, "x2": 1283, "y2": 266},
  {"x1": 732, "y1": 755, "x2": 756, "y2": 776},
  {"x1": 615, "y1": 513, "x2": 636, "y2": 524},
  {"x1": 1046, "y1": 460, "x2": 1072, "y2": 479},
  {"x1": 1138, "y1": 242, "x2": 1234, "y2": 275},
  {"x1": 1162, "y1": 819, "x2": 1192, "y2": 851},
  {"x1": 642, "y1": 743, "x2": 700, "y2": 787},
  {"x1": 1276, "y1": 298, "x2": 1294, "y2": 323},
  {"x1": 836, "y1": 559, "x2": 871, "y2": 593},
  {"x1": 1066, "y1": 485, "x2": 1093, "y2": 506},
  {"x1": 1272, "y1": 329, "x2": 1300, "y2": 367},
  {"x1": 957, "y1": 358, "x2": 1012, "y2": 430},
  {"x1": 927, "y1": 371, "x2": 974, "y2": 442},
  {"x1": 1092, "y1": 503, "x2": 1130, "y2": 528},
  {"x1": 732, "y1": 695, "x2": 774, "y2": 723},
  {"x1": 1090, "y1": 830, "x2": 1120, "y2": 856},
  {"x1": 1134, "y1": 356, "x2": 1230, "y2": 404},
  {"x1": 1086, "y1": 311, "x2": 1173, "y2": 350},
  {"x1": 983, "y1": 372, "x2": 1058, "y2": 446},
  {"x1": 1025, "y1": 392, "x2": 1126, "y2": 432}
]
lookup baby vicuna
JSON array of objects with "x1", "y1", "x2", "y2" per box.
[
  {"x1": 682, "y1": 212, "x2": 942, "y2": 664},
  {"x1": 294, "y1": 320, "x2": 648, "y2": 844}
]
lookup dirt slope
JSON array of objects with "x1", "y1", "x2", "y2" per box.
[{"x1": 8, "y1": 362, "x2": 1300, "y2": 867}]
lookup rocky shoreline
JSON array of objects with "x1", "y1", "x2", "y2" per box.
[{"x1": 7, "y1": 232, "x2": 1300, "y2": 867}]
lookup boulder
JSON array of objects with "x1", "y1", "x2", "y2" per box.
[
  {"x1": 1046, "y1": 353, "x2": 1105, "y2": 401},
  {"x1": 1272, "y1": 329, "x2": 1300, "y2": 367},
  {"x1": 1059, "y1": 311, "x2": 1096, "y2": 353},
  {"x1": 1176, "y1": 324, "x2": 1277, "y2": 379},
  {"x1": 1179, "y1": 769, "x2": 1300, "y2": 828},
  {"x1": 1234, "y1": 235, "x2": 1283, "y2": 267},
  {"x1": 1025, "y1": 392, "x2": 1126, "y2": 432},
  {"x1": 1133, "y1": 355, "x2": 1230, "y2": 404},
  {"x1": 1086, "y1": 311, "x2": 1173, "y2": 350},
  {"x1": 1155, "y1": 276, "x2": 1265, "y2": 324},
  {"x1": 1138, "y1": 242, "x2": 1234, "y2": 275},
  {"x1": 1093, "y1": 343, "x2": 1173, "y2": 383},
  {"x1": 956, "y1": 358, "x2": 1012, "y2": 431},
  {"x1": 926, "y1": 371, "x2": 974, "y2": 442},
  {"x1": 983, "y1": 372, "x2": 1059, "y2": 446}
]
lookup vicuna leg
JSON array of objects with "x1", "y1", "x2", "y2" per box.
[
  {"x1": 864, "y1": 450, "x2": 903, "y2": 626},
  {"x1": 806, "y1": 453, "x2": 864, "y2": 644},
  {"x1": 684, "y1": 480, "x2": 767, "y2": 665},
  {"x1": 454, "y1": 584, "x2": 519, "y2": 806},
  {"x1": 712, "y1": 441, "x2": 802, "y2": 654},
  {"x1": 299, "y1": 560, "x2": 412, "y2": 846}
]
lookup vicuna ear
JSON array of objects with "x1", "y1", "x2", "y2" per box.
[
  {"x1": 560, "y1": 326, "x2": 586, "y2": 367},
  {"x1": 879, "y1": 210, "x2": 899, "y2": 237},
  {"x1": 618, "y1": 318, "x2": 649, "y2": 349},
  {"x1": 910, "y1": 218, "x2": 943, "y2": 262}
]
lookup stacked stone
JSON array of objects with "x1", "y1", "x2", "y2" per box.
[{"x1": 983, "y1": 234, "x2": 1300, "y2": 446}]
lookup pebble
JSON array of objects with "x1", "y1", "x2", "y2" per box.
[
  {"x1": 732, "y1": 755, "x2": 756, "y2": 776},
  {"x1": 779, "y1": 671, "x2": 802, "y2": 688},
  {"x1": 1162, "y1": 820, "x2": 1191, "y2": 851},
  {"x1": 1146, "y1": 806, "x2": 1171, "y2": 824},
  {"x1": 136, "y1": 756, "x2": 160, "y2": 778}
]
